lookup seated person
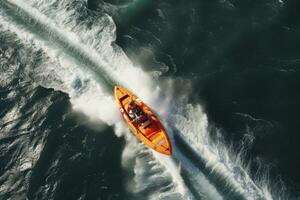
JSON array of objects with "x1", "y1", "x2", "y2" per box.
[{"x1": 127, "y1": 101, "x2": 150, "y2": 127}]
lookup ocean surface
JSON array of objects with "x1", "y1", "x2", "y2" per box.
[{"x1": 0, "y1": 0, "x2": 300, "y2": 199}]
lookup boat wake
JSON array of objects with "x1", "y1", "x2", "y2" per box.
[{"x1": 0, "y1": 0, "x2": 277, "y2": 199}]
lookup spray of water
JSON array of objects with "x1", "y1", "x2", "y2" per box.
[
  {"x1": 0, "y1": 0, "x2": 281, "y2": 199},
  {"x1": 0, "y1": 2, "x2": 191, "y2": 199}
]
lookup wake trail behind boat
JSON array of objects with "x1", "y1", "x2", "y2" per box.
[
  {"x1": 0, "y1": 0, "x2": 272, "y2": 199},
  {"x1": 0, "y1": 1, "x2": 193, "y2": 199},
  {"x1": 1, "y1": 0, "x2": 115, "y2": 91}
]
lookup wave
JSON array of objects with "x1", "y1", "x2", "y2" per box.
[{"x1": 0, "y1": 0, "x2": 278, "y2": 199}]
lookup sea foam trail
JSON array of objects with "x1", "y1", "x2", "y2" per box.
[
  {"x1": 169, "y1": 104, "x2": 268, "y2": 199},
  {"x1": 0, "y1": 1, "x2": 191, "y2": 199},
  {"x1": 0, "y1": 0, "x2": 273, "y2": 199},
  {"x1": 0, "y1": 9, "x2": 117, "y2": 126}
]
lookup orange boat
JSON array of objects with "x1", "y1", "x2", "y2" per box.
[{"x1": 114, "y1": 85, "x2": 172, "y2": 156}]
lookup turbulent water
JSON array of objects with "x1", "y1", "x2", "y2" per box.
[{"x1": 0, "y1": 0, "x2": 299, "y2": 199}]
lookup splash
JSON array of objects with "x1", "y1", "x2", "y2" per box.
[{"x1": 0, "y1": 0, "x2": 278, "y2": 199}]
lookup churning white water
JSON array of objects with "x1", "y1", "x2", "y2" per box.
[{"x1": 0, "y1": 0, "x2": 275, "y2": 199}]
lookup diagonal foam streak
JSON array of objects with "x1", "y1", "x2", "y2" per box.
[{"x1": 0, "y1": 0, "x2": 275, "y2": 199}]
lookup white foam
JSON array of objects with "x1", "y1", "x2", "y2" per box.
[{"x1": 0, "y1": 0, "x2": 277, "y2": 199}]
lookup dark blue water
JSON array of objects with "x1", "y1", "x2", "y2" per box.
[
  {"x1": 1, "y1": 0, "x2": 300, "y2": 199},
  {"x1": 103, "y1": 0, "x2": 300, "y2": 197},
  {"x1": 0, "y1": 31, "x2": 125, "y2": 199}
]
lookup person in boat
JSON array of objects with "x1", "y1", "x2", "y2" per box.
[
  {"x1": 128, "y1": 101, "x2": 143, "y2": 121},
  {"x1": 127, "y1": 101, "x2": 150, "y2": 126}
]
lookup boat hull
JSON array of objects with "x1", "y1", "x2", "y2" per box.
[{"x1": 114, "y1": 85, "x2": 172, "y2": 156}]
